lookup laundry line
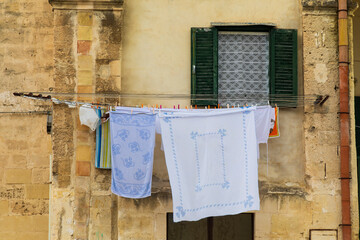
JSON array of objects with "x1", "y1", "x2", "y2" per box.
[
  {"x1": 12, "y1": 91, "x2": 327, "y2": 109},
  {"x1": 19, "y1": 91, "x2": 319, "y2": 99}
]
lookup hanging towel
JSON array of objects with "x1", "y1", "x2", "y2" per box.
[
  {"x1": 95, "y1": 109, "x2": 112, "y2": 169},
  {"x1": 159, "y1": 108, "x2": 259, "y2": 222},
  {"x1": 110, "y1": 112, "x2": 156, "y2": 198},
  {"x1": 269, "y1": 107, "x2": 280, "y2": 138},
  {"x1": 79, "y1": 105, "x2": 100, "y2": 131},
  {"x1": 255, "y1": 106, "x2": 273, "y2": 145}
]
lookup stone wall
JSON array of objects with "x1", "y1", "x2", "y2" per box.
[
  {"x1": 49, "y1": 1, "x2": 122, "y2": 239},
  {"x1": 1, "y1": 0, "x2": 359, "y2": 239},
  {"x1": 0, "y1": 0, "x2": 54, "y2": 239}
]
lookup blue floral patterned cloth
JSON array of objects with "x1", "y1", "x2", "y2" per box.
[{"x1": 110, "y1": 111, "x2": 156, "y2": 198}]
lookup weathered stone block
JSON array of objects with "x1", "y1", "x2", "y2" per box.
[
  {"x1": 90, "y1": 195, "x2": 111, "y2": 209},
  {"x1": 33, "y1": 215, "x2": 49, "y2": 232},
  {"x1": 312, "y1": 212, "x2": 341, "y2": 229},
  {"x1": 16, "y1": 232, "x2": 48, "y2": 240},
  {"x1": 31, "y1": 168, "x2": 50, "y2": 184},
  {"x1": 271, "y1": 214, "x2": 305, "y2": 237},
  {"x1": 118, "y1": 213, "x2": 154, "y2": 234},
  {"x1": 110, "y1": 60, "x2": 121, "y2": 76},
  {"x1": 78, "y1": 12, "x2": 93, "y2": 26},
  {"x1": 77, "y1": 85, "x2": 93, "y2": 94},
  {"x1": 260, "y1": 196, "x2": 279, "y2": 213},
  {"x1": 90, "y1": 208, "x2": 111, "y2": 226},
  {"x1": 7, "y1": 154, "x2": 27, "y2": 168},
  {"x1": 78, "y1": 26, "x2": 92, "y2": 41},
  {"x1": 77, "y1": 40, "x2": 92, "y2": 55},
  {"x1": 25, "y1": 184, "x2": 49, "y2": 199},
  {"x1": 0, "y1": 201, "x2": 8, "y2": 216},
  {"x1": 27, "y1": 155, "x2": 50, "y2": 168},
  {"x1": 254, "y1": 212, "x2": 272, "y2": 236},
  {"x1": 77, "y1": 130, "x2": 91, "y2": 144},
  {"x1": 76, "y1": 145, "x2": 92, "y2": 162},
  {"x1": 5, "y1": 169, "x2": 32, "y2": 184},
  {"x1": 0, "y1": 216, "x2": 34, "y2": 232},
  {"x1": 76, "y1": 161, "x2": 91, "y2": 176},
  {"x1": 10, "y1": 200, "x2": 49, "y2": 215},
  {"x1": 74, "y1": 221, "x2": 88, "y2": 239},
  {"x1": 78, "y1": 70, "x2": 93, "y2": 85},
  {"x1": 0, "y1": 186, "x2": 25, "y2": 200},
  {"x1": 78, "y1": 55, "x2": 93, "y2": 70}
]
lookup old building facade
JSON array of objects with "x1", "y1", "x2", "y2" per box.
[{"x1": 1, "y1": 0, "x2": 360, "y2": 239}]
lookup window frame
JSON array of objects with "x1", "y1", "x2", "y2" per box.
[{"x1": 191, "y1": 25, "x2": 298, "y2": 107}]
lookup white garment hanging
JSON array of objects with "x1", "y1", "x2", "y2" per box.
[
  {"x1": 79, "y1": 105, "x2": 100, "y2": 131},
  {"x1": 159, "y1": 108, "x2": 260, "y2": 222}
]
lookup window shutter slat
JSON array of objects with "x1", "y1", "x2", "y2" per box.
[
  {"x1": 191, "y1": 28, "x2": 218, "y2": 106},
  {"x1": 270, "y1": 29, "x2": 298, "y2": 107}
]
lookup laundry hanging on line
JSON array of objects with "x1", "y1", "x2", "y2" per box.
[
  {"x1": 77, "y1": 104, "x2": 278, "y2": 222},
  {"x1": 159, "y1": 108, "x2": 260, "y2": 222},
  {"x1": 95, "y1": 108, "x2": 112, "y2": 169},
  {"x1": 269, "y1": 106, "x2": 280, "y2": 138},
  {"x1": 109, "y1": 111, "x2": 156, "y2": 199},
  {"x1": 79, "y1": 105, "x2": 100, "y2": 131}
]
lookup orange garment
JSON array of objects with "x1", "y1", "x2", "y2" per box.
[{"x1": 269, "y1": 107, "x2": 280, "y2": 138}]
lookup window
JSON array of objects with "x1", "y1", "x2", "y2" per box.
[
  {"x1": 191, "y1": 26, "x2": 298, "y2": 107},
  {"x1": 167, "y1": 213, "x2": 254, "y2": 240}
]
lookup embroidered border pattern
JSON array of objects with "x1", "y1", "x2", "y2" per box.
[
  {"x1": 162, "y1": 112, "x2": 254, "y2": 220},
  {"x1": 190, "y1": 129, "x2": 229, "y2": 192}
]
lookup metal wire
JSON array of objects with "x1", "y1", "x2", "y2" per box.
[{"x1": 0, "y1": 111, "x2": 50, "y2": 115}]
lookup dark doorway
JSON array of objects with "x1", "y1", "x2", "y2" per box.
[{"x1": 167, "y1": 213, "x2": 254, "y2": 240}]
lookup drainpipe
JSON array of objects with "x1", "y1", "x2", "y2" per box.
[{"x1": 338, "y1": 0, "x2": 351, "y2": 239}]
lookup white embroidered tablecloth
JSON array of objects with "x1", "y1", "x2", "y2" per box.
[{"x1": 159, "y1": 108, "x2": 259, "y2": 222}]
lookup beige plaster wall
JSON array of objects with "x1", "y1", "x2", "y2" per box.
[{"x1": 122, "y1": 0, "x2": 299, "y2": 96}]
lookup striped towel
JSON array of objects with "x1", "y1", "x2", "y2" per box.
[{"x1": 95, "y1": 109, "x2": 112, "y2": 169}]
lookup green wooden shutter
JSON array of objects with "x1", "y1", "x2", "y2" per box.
[
  {"x1": 270, "y1": 29, "x2": 298, "y2": 107},
  {"x1": 191, "y1": 28, "x2": 218, "y2": 106}
]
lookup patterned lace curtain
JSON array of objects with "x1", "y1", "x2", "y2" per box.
[{"x1": 218, "y1": 32, "x2": 269, "y2": 106}]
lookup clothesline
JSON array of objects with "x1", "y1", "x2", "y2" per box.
[
  {"x1": 13, "y1": 92, "x2": 326, "y2": 109},
  {"x1": 16, "y1": 91, "x2": 319, "y2": 99}
]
